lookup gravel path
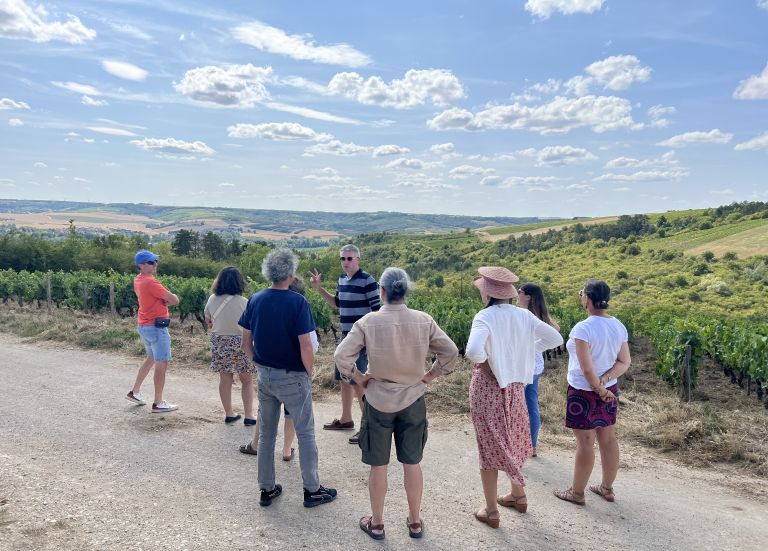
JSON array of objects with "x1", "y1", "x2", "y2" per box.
[{"x1": 0, "y1": 333, "x2": 765, "y2": 550}]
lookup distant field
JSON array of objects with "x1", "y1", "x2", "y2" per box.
[
  {"x1": 482, "y1": 219, "x2": 571, "y2": 235},
  {"x1": 478, "y1": 216, "x2": 617, "y2": 241},
  {"x1": 644, "y1": 218, "x2": 768, "y2": 257}
]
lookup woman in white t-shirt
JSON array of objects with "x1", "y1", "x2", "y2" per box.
[
  {"x1": 554, "y1": 279, "x2": 631, "y2": 506},
  {"x1": 517, "y1": 283, "x2": 560, "y2": 457},
  {"x1": 204, "y1": 267, "x2": 256, "y2": 425},
  {"x1": 466, "y1": 267, "x2": 563, "y2": 529}
]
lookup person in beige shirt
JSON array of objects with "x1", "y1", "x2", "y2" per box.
[{"x1": 335, "y1": 267, "x2": 458, "y2": 541}]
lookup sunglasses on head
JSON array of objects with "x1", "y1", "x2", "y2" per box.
[{"x1": 340, "y1": 256, "x2": 356, "y2": 261}]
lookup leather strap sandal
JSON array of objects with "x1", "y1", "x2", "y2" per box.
[
  {"x1": 589, "y1": 484, "x2": 615, "y2": 502},
  {"x1": 497, "y1": 493, "x2": 528, "y2": 513},
  {"x1": 407, "y1": 518, "x2": 424, "y2": 539},
  {"x1": 360, "y1": 516, "x2": 385, "y2": 540},
  {"x1": 553, "y1": 487, "x2": 586, "y2": 505},
  {"x1": 474, "y1": 508, "x2": 500, "y2": 529}
]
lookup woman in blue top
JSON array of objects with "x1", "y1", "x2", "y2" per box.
[{"x1": 554, "y1": 279, "x2": 631, "y2": 505}]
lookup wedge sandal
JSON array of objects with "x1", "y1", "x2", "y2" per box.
[
  {"x1": 474, "y1": 508, "x2": 500, "y2": 529},
  {"x1": 497, "y1": 493, "x2": 528, "y2": 513}
]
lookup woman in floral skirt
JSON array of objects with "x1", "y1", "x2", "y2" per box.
[{"x1": 465, "y1": 267, "x2": 563, "y2": 528}]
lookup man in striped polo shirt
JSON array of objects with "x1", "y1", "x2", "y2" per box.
[{"x1": 310, "y1": 244, "x2": 380, "y2": 444}]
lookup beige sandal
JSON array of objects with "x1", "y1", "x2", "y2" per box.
[
  {"x1": 497, "y1": 493, "x2": 528, "y2": 513},
  {"x1": 553, "y1": 487, "x2": 585, "y2": 505},
  {"x1": 589, "y1": 484, "x2": 615, "y2": 502}
]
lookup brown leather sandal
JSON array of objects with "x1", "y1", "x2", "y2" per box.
[
  {"x1": 407, "y1": 518, "x2": 424, "y2": 539},
  {"x1": 474, "y1": 508, "x2": 500, "y2": 529},
  {"x1": 360, "y1": 516, "x2": 385, "y2": 540},
  {"x1": 497, "y1": 493, "x2": 528, "y2": 513},
  {"x1": 553, "y1": 487, "x2": 585, "y2": 505},
  {"x1": 589, "y1": 484, "x2": 615, "y2": 502}
]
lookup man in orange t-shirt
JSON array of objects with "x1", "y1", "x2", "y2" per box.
[{"x1": 126, "y1": 250, "x2": 180, "y2": 413}]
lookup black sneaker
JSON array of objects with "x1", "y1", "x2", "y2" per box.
[
  {"x1": 260, "y1": 484, "x2": 282, "y2": 507},
  {"x1": 303, "y1": 485, "x2": 338, "y2": 508}
]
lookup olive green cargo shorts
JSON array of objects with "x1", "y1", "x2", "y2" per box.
[{"x1": 359, "y1": 396, "x2": 428, "y2": 466}]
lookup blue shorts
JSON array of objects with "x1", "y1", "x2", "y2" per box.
[
  {"x1": 137, "y1": 325, "x2": 172, "y2": 362},
  {"x1": 334, "y1": 333, "x2": 368, "y2": 383}
]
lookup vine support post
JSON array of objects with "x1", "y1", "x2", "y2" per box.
[
  {"x1": 46, "y1": 275, "x2": 52, "y2": 314},
  {"x1": 109, "y1": 282, "x2": 116, "y2": 316},
  {"x1": 682, "y1": 345, "x2": 692, "y2": 402}
]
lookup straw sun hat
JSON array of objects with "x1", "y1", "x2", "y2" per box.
[{"x1": 473, "y1": 266, "x2": 520, "y2": 300}]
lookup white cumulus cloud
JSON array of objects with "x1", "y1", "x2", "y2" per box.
[
  {"x1": 385, "y1": 158, "x2": 425, "y2": 170},
  {"x1": 733, "y1": 63, "x2": 768, "y2": 100},
  {"x1": 130, "y1": 137, "x2": 214, "y2": 156},
  {"x1": 0, "y1": 97, "x2": 30, "y2": 110},
  {"x1": 734, "y1": 132, "x2": 768, "y2": 151},
  {"x1": 175, "y1": 64, "x2": 272, "y2": 108},
  {"x1": 304, "y1": 139, "x2": 371, "y2": 156},
  {"x1": 8, "y1": 118, "x2": 23, "y2": 126},
  {"x1": 328, "y1": 69, "x2": 465, "y2": 109},
  {"x1": 605, "y1": 151, "x2": 678, "y2": 169},
  {"x1": 656, "y1": 129, "x2": 733, "y2": 148},
  {"x1": 593, "y1": 168, "x2": 689, "y2": 183},
  {"x1": 525, "y1": 0, "x2": 607, "y2": 19},
  {"x1": 585, "y1": 55, "x2": 651, "y2": 91},
  {"x1": 500, "y1": 176, "x2": 561, "y2": 190},
  {"x1": 429, "y1": 142, "x2": 455, "y2": 156},
  {"x1": 0, "y1": 0, "x2": 96, "y2": 44},
  {"x1": 232, "y1": 20, "x2": 371, "y2": 67},
  {"x1": 428, "y1": 95, "x2": 641, "y2": 135},
  {"x1": 372, "y1": 144, "x2": 410, "y2": 157},
  {"x1": 101, "y1": 60, "x2": 148, "y2": 81},
  {"x1": 531, "y1": 145, "x2": 598, "y2": 166},
  {"x1": 228, "y1": 122, "x2": 332, "y2": 142}
]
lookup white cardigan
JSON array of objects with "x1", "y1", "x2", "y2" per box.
[{"x1": 465, "y1": 304, "x2": 563, "y2": 388}]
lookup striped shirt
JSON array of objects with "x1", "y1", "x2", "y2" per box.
[{"x1": 335, "y1": 269, "x2": 380, "y2": 332}]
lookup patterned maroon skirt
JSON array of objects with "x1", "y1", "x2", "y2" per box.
[
  {"x1": 565, "y1": 384, "x2": 619, "y2": 430},
  {"x1": 469, "y1": 369, "x2": 531, "y2": 486},
  {"x1": 209, "y1": 334, "x2": 256, "y2": 374}
]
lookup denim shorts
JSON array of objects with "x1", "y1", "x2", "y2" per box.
[{"x1": 137, "y1": 324, "x2": 172, "y2": 362}]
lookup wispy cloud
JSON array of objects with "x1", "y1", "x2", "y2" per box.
[
  {"x1": 733, "y1": 63, "x2": 768, "y2": 100},
  {"x1": 265, "y1": 102, "x2": 362, "y2": 125},
  {"x1": 228, "y1": 122, "x2": 332, "y2": 141},
  {"x1": 101, "y1": 60, "x2": 148, "y2": 82},
  {"x1": 656, "y1": 129, "x2": 733, "y2": 147},
  {"x1": 304, "y1": 139, "x2": 372, "y2": 156},
  {"x1": 52, "y1": 81, "x2": 102, "y2": 96},
  {"x1": 130, "y1": 137, "x2": 215, "y2": 157},
  {"x1": 0, "y1": 97, "x2": 30, "y2": 110},
  {"x1": 448, "y1": 165, "x2": 495, "y2": 179},
  {"x1": 734, "y1": 132, "x2": 768, "y2": 151},
  {"x1": 232, "y1": 20, "x2": 371, "y2": 67},
  {"x1": 86, "y1": 126, "x2": 137, "y2": 137}
]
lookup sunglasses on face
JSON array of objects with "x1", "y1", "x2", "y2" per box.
[
  {"x1": 578, "y1": 289, "x2": 584, "y2": 297},
  {"x1": 340, "y1": 256, "x2": 357, "y2": 261},
  {"x1": 143, "y1": 260, "x2": 156, "y2": 266}
]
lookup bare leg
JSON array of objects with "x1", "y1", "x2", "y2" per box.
[
  {"x1": 368, "y1": 465, "x2": 388, "y2": 535},
  {"x1": 479, "y1": 469, "x2": 499, "y2": 512},
  {"x1": 572, "y1": 429, "x2": 596, "y2": 493},
  {"x1": 282, "y1": 418, "x2": 295, "y2": 458},
  {"x1": 239, "y1": 372, "x2": 254, "y2": 419},
  {"x1": 403, "y1": 463, "x2": 423, "y2": 531},
  {"x1": 152, "y1": 361, "x2": 168, "y2": 404},
  {"x1": 132, "y1": 356, "x2": 154, "y2": 394},
  {"x1": 595, "y1": 426, "x2": 620, "y2": 489},
  {"x1": 340, "y1": 381, "x2": 354, "y2": 423},
  {"x1": 219, "y1": 373, "x2": 234, "y2": 416},
  {"x1": 499, "y1": 478, "x2": 527, "y2": 506},
  {"x1": 352, "y1": 383, "x2": 365, "y2": 412}
]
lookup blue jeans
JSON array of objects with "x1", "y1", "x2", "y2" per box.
[
  {"x1": 525, "y1": 372, "x2": 542, "y2": 448},
  {"x1": 137, "y1": 325, "x2": 172, "y2": 362},
  {"x1": 257, "y1": 367, "x2": 320, "y2": 492}
]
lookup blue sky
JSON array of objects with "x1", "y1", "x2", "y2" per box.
[{"x1": 1, "y1": 0, "x2": 767, "y2": 218}]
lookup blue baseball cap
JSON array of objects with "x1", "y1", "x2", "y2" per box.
[{"x1": 134, "y1": 250, "x2": 159, "y2": 265}]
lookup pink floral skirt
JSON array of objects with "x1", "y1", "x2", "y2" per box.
[{"x1": 469, "y1": 369, "x2": 532, "y2": 485}]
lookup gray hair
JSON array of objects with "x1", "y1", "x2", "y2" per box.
[
  {"x1": 340, "y1": 244, "x2": 360, "y2": 258},
  {"x1": 262, "y1": 248, "x2": 299, "y2": 282},
  {"x1": 380, "y1": 267, "x2": 411, "y2": 302}
]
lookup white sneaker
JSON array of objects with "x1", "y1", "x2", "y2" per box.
[
  {"x1": 152, "y1": 400, "x2": 179, "y2": 413},
  {"x1": 126, "y1": 391, "x2": 145, "y2": 405}
]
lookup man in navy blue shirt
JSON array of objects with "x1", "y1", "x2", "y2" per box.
[{"x1": 240, "y1": 248, "x2": 337, "y2": 508}]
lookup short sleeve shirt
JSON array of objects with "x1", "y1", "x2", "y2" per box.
[
  {"x1": 238, "y1": 288, "x2": 315, "y2": 373},
  {"x1": 334, "y1": 269, "x2": 380, "y2": 333},
  {"x1": 134, "y1": 274, "x2": 170, "y2": 326},
  {"x1": 566, "y1": 316, "x2": 628, "y2": 390}
]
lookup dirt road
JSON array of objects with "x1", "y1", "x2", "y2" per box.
[{"x1": 1, "y1": 334, "x2": 765, "y2": 550}]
